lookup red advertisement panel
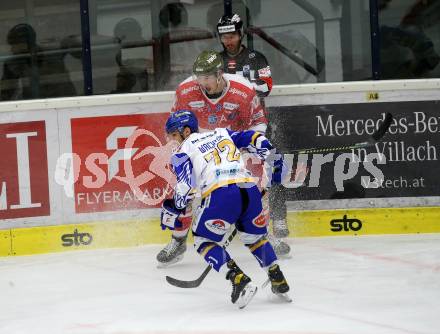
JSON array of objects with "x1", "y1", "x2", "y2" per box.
[
  {"x1": 71, "y1": 113, "x2": 175, "y2": 213},
  {"x1": 0, "y1": 121, "x2": 50, "y2": 219}
]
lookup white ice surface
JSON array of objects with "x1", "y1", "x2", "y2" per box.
[{"x1": 1, "y1": 234, "x2": 440, "y2": 334}]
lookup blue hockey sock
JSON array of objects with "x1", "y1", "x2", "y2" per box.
[
  {"x1": 197, "y1": 242, "x2": 231, "y2": 272},
  {"x1": 247, "y1": 236, "x2": 277, "y2": 268}
]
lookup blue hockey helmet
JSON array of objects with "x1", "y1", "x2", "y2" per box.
[{"x1": 165, "y1": 110, "x2": 198, "y2": 134}]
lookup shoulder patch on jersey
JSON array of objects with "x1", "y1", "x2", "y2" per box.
[
  {"x1": 251, "y1": 110, "x2": 264, "y2": 120},
  {"x1": 249, "y1": 52, "x2": 256, "y2": 59},
  {"x1": 258, "y1": 66, "x2": 271, "y2": 78}
]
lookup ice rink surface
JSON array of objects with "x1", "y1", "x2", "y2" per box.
[{"x1": 1, "y1": 234, "x2": 440, "y2": 334}]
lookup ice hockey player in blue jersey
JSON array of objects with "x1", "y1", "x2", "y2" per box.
[{"x1": 160, "y1": 110, "x2": 291, "y2": 308}]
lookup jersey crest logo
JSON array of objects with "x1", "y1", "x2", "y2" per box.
[
  {"x1": 252, "y1": 213, "x2": 267, "y2": 227},
  {"x1": 208, "y1": 114, "x2": 218, "y2": 124},
  {"x1": 205, "y1": 219, "x2": 229, "y2": 235}
]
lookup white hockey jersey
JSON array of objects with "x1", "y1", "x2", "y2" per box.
[{"x1": 170, "y1": 128, "x2": 276, "y2": 209}]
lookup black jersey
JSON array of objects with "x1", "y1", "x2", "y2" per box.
[{"x1": 220, "y1": 46, "x2": 273, "y2": 98}]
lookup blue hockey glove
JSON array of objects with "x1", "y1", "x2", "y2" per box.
[
  {"x1": 272, "y1": 156, "x2": 285, "y2": 184},
  {"x1": 161, "y1": 199, "x2": 184, "y2": 230}
]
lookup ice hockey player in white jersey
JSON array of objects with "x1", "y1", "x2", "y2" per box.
[{"x1": 160, "y1": 110, "x2": 291, "y2": 308}]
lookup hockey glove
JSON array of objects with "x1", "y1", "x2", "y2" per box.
[
  {"x1": 161, "y1": 199, "x2": 184, "y2": 230},
  {"x1": 271, "y1": 156, "x2": 285, "y2": 184}
]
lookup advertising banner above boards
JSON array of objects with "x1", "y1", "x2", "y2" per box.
[{"x1": 267, "y1": 100, "x2": 440, "y2": 201}]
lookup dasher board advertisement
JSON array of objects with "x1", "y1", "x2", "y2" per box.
[
  {"x1": 268, "y1": 100, "x2": 440, "y2": 200},
  {"x1": 70, "y1": 113, "x2": 173, "y2": 213},
  {"x1": 0, "y1": 121, "x2": 50, "y2": 219}
]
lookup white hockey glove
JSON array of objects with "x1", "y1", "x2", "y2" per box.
[{"x1": 160, "y1": 199, "x2": 184, "y2": 231}]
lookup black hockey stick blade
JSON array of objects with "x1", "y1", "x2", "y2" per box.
[
  {"x1": 165, "y1": 228, "x2": 238, "y2": 289},
  {"x1": 296, "y1": 113, "x2": 393, "y2": 154},
  {"x1": 166, "y1": 265, "x2": 212, "y2": 288}
]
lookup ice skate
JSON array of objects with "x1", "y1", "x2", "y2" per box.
[
  {"x1": 267, "y1": 263, "x2": 292, "y2": 302},
  {"x1": 267, "y1": 233, "x2": 291, "y2": 257},
  {"x1": 226, "y1": 260, "x2": 258, "y2": 309},
  {"x1": 156, "y1": 235, "x2": 187, "y2": 268}
]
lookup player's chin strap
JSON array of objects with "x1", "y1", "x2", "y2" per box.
[{"x1": 165, "y1": 228, "x2": 238, "y2": 288}]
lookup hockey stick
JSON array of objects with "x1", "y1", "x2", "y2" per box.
[
  {"x1": 295, "y1": 113, "x2": 393, "y2": 154},
  {"x1": 165, "y1": 227, "x2": 238, "y2": 288}
]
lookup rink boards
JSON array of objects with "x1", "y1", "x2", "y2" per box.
[
  {"x1": 1, "y1": 79, "x2": 440, "y2": 256},
  {"x1": 1, "y1": 206, "x2": 440, "y2": 256}
]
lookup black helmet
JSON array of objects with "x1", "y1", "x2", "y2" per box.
[{"x1": 216, "y1": 13, "x2": 243, "y2": 36}]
